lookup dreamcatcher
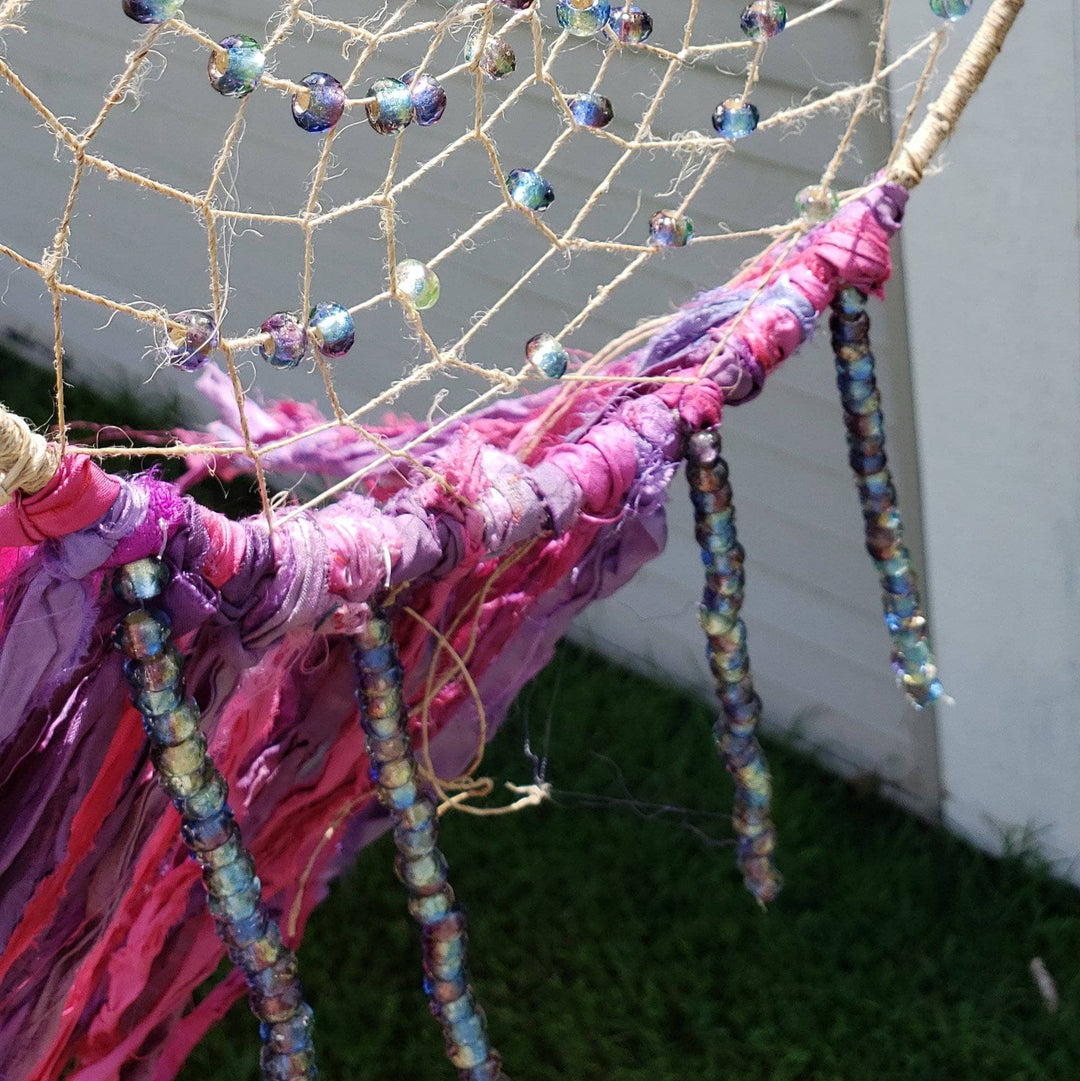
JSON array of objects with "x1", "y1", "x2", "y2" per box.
[{"x1": 0, "y1": 1, "x2": 1024, "y2": 1078}]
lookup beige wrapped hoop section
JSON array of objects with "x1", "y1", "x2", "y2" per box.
[
  {"x1": 0, "y1": 0, "x2": 1026, "y2": 503},
  {"x1": 0, "y1": 405, "x2": 62, "y2": 505}
]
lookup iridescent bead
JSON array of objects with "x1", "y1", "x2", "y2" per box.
[
  {"x1": 151, "y1": 733, "x2": 207, "y2": 778},
  {"x1": 368, "y1": 733, "x2": 410, "y2": 764},
  {"x1": 219, "y1": 908, "x2": 270, "y2": 950},
  {"x1": 204, "y1": 854, "x2": 257, "y2": 898},
  {"x1": 506, "y1": 168, "x2": 554, "y2": 212},
  {"x1": 374, "y1": 757, "x2": 416, "y2": 790},
  {"x1": 525, "y1": 333, "x2": 569, "y2": 379},
  {"x1": 608, "y1": 4, "x2": 652, "y2": 43},
  {"x1": 740, "y1": 0, "x2": 787, "y2": 41},
  {"x1": 162, "y1": 310, "x2": 218, "y2": 372},
  {"x1": 929, "y1": 0, "x2": 973, "y2": 20},
  {"x1": 408, "y1": 887, "x2": 456, "y2": 926},
  {"x1": 114, "y1": 557, "x2": 170, "y2": 604},
  {"x1": 249, "y1": 983, "x2": 304, "y2": 1025},
  {"x1": 460, "y1": 1054, "x2": 509, "y2": 1081},
  {"x1": 208, "y1": 36, "x2": 265, "y2": 98},
  {"x1": 181, "y1": 809, "x2": 237, "y2": 853},
  {"x1": 366, "y1": 77, "x2": 413, "y2": 135},
  {"x1": 260, "y1": 313, "x2": 308, "y2": 370},
  {"x1": 400, "y1": 796, "x2": 438, "y2": 831},
  {"x1": 556, "y1": 0, "x2": 612, "y2": 36},
  {"x1": 436, "y1": 987, "x2": 478, "y2": 1024},
  {"x1": 383, "y1": 780, "x2": 419, "y2": 811},
  {"x1": 291, "y1": 72, "x2": 346, "y2": 133},
  {"x1": 159, "y1": 759, "x2": 216, "y2": 800},
  {"x1": 496, "y1": 0, "x2": 534, "y2": 7},
  {"x1": 465, "y1": 33, "x2": 516, "y2": 79},
  {"x1": 425, "y1": 972, "x2": 469, "y2": 1007},
  {"x1": 648, "y1": 210, "x2": 693, "y2": 248},
  {"x1": 124, "y1": 645, "x2": 182, "y2": 693},
  {"x1": 122, "y1": 0, "x2": 182, "y2": 22},
  {"x1": 230, "y1": 923, "x2": 285, "y2": 972},
  {"x1": 260, "y1": 1049, "x2": 316, "y2": 1081},
  {"x1": 446, "y1": 1036, "x2": 487, "y2": 1070},
  {"x1": 394, "y1": 259, "x2": 441, "y2": 310},
  {"x1": 114, "y1": 608, "x2": 172, "y2": 659},
  {"x1": 142, "y1": 699, "x2": 200, "y2": 747},
  {"x1": 403, "y1": 71, "x2": 447, "y2": 126},
  {"x1": 712, "y1": 98, "x2": 759, "y2": 139},
  {"x1": 134, "y1": 684, "x2": 181, "y2": 720},
  {"x1": 308, "y1": 302, "x2": 354, "y2": 359},
  {"x1": 396, "y1": 850, "x2": 450, "y2": 896},
  {"x1": 796, "y1": 184, "x2": 839, "y2": 223},
  {"x1": 261, "y1": 1002, "x2": 315, "y2": 1055},
  {"x1": 208, "y1": 880, "x2": 261, "y2": 922},
  {"x1": 566, "y1": 92, "x2": 614, "y2": 129},
  {"x1": 395, "y1": 818, "x2": 438, "y2": 859},
  {"x1": 178, "y1": 770, "x2": 229, "y2": 821}
]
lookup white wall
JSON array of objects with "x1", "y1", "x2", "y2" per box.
[{"x1": 887, "y1": 0, "x2": 1080, "y2": 875}]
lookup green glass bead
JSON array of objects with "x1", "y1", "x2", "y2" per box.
[
  {"x1": 366, "y1": 77, "x2": 413, "y2": 135},
  {"x1": 230, "y1": 922, "x2": 286, "y2": 973},
  {"x1": 158, "y1": 759, "x2": 216, "y2": 800},
  {"x1": 114, "y1": 608, "x2": 172, "y2": 659},
  {"x1": 929, "y1": 0, "x2": 972, "y2": 20},
  {"x1": 465, "y1": 33, "x2": 516, "y2": 79},
  {"x1": 151, "y1": 733, "x2": 208, "y2": 777},
  {"x1": 394, "y1": 259, "x2": 440, "y2": 309},
  {"x1": 181, "y1": 809, "x2": 235, "y2": 852},
  {"x1": 796, "y1": 183, "x2": 838, "y2": 223},
  {"x1": 396, "y1": 850, "x2": 450, "y2": 896},
  {"x1": 365, "y1": 685, "x2": 404, "y2": 720},
  {"x1": 374, "y1": 756, "x2": 416, "y2": 790},
  {"x1": 177, "y1": 770, "x2": 228, "y2": 820},
  {"x1": 409, "y1": 886, "x2": 456, "y2": 925},
  {"x1": 204, "y1": 854, "x2": 257, "y2": 898},
  {"x1": 208, "y1": 36, "x2": 265, "y2": 98},
  {"x1": 400, "y1": 795, "x2": 438, "y2": 830},
  {"x1": 208, "y1": 880, "x2": 261, "y2": 922}
]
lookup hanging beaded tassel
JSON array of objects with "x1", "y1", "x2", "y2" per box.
[
  {"x1": 354, "y1": 610, "x2": 508, "y2": 1081},
  {"x1": 829, "y1": 288, "x2": 945, "y2": 710},
  {"x1": 685, "y1": 430, "x2": 781, "y2": 905},
  {"x1": 113, "y1": 557, "x2": 316, "y2": 1081}
]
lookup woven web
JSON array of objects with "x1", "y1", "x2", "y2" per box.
[{"x1": 0, "y1": 0, "x2": 946, "y2": 524}]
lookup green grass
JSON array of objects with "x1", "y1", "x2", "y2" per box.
[
  {"x1": 5, "y1": 344, "x2": 1076, "y2": 1079},
  {"x1": 180, "y1": 644, "x2": 1080, "y2": 1081}
]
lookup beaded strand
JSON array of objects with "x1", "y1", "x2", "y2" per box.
[
  {"x1": 113, "y1": 557, "x2": 317, "y2": 1081},
  {"x1": 685, "y1": 430, "x2": 781, "y2": 905},
  {"x1": 829, "y1": 289, "x2": 945, "y2": 710},
  {"x1": 354, "y1": 611, "x2": 509, "y2": 1081}
]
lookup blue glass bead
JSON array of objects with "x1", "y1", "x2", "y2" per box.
[
  {"x1": 566, "y1": 92, "x2": 614, "y2": 129},
  {"x1": 204, "y1": 854, "x2": 257, "y2": 898},
  {"x1": 249, "y1": 951, "x2": 300, "y2": 995},
  {"x1": 447, "y1": 1036, "x2": 488, "y2": 1070},
  {"x1": 124, "y1": 645, "x2": 183, "y2": 693},
  {"x1": 123, "y1": 0, "x2": 182, "y2": 22},
  {"x1": 163, "y1": 310, "x2": 218, "y2": 372},
  {"x1": 394, "y1": 259, "x2": 441, "y2": 310},
  {"x1": 425, "y1": 939, "x2": 468, "y2": 979},
  {"x1": 292, "y1": 72, "x2": 346, "y2": 133},
  {"x1": 929, "y1": 0, "x2": 973, "y2": 20},
  {"x1": 459, "y1": 1053, "x2": 509, "y2": 1081},
  {"x1": 259, "y1": 312, "x2": 309, "y2": 369},
  {"x1": 182, "y1": 809, "x2": 236, "y2": 852},
  {"x1": 465, "y1": 33, "x2": 517, "y2": 79},
  {"x1": 712, "y1": 98, "x2": 759, "y2": 139},
  {"x1": 400, "y1": 795, "x2": 438, "y2": 830},
  {"x1": 556, "y1": 0, "x2": 612, "y2": 36},
  {"x1": 134, "y1": 680, "x2": 181, "y2": 714},
  {"x1": 260, "y1": 1049, "x2": 316, "y2": 1081},
  {"x1": 208, "y1": 36, "x2": 265, "y2": 98},
  {"x1": 425, "y1": 971, "x2": 469, "y2": 1007},
  {"x1": 261, "y1": 1003, "x2": 315, "y2": 1055},
  {"x1": 383, "y1": 779, "x2": 419, "y2": 811},
  {"x1": 396, "y1": 850, "x2": 450, "y2": 896},
  {"x1": 740, "y1": 0, "x2": 787, "y2": 41},
  {"x1": 230, "y1": 922, "x2": 285, "y2": 971},
  {"x1": 409, "y1": 887, "x2": 456, "y2": 926},
  {"x1": 114, "y1": 557, "x2": 170, "y2": 604},
  {"x1": 220, "y1": 907, "x2": 270, "y2": 949},
  {"x1": 366, "y1": 77, "x2": 413, "y2": 135},
  {"x1": 403, "y1": 70, "x2": 447, "y2": 126},
  {"x1": 446, "y1": 1012, "x2": 487, "y2": 1052},
  {"x1": 525, "y1": 333, "x2": 569, "y2": 379},
  {"x1": 835, "y1": 287, "x2": 867, "y2": 315},
  {"x1": 208, "y1": 880, "x2": 262, "y2": 922},
  {"x1": 795, "y1": 183, "x2": 838, "y2": 223},
  {"x1": 506, "y1": 168, "x2": 554, "y2": 212},
  {"x1": 114, "y1": 608, "x2": 172, "y2": 659},
  {"x1": 151, "y1": 733, "x2": 206, "y2": 777},
  {"x1": 178, "y1": 770, "x2": 229, "y2": 820},
  {"x1": 142, "y1": 699, "x2": 200, "y2": 746},
  {"x1": 608, "y1": 4, "x2": 652, "y2": 43},
  {"x1": 308, "y1": 302, "x2": 354, "y2": 358},
  {"x1": 437, "y1": 988, "x2": 478, "y2": 1024},
  {"x1": 648, "y1": 210, "x2": 693, "y2": 248}
]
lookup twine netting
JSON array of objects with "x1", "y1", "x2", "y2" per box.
[{"x1": 0, "y1": 1, "x2": 1024, "y2": 1078}]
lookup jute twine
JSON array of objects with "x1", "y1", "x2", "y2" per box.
[{"x1": 0, "y1": 0, "x2": 1025, "y2": 500}]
